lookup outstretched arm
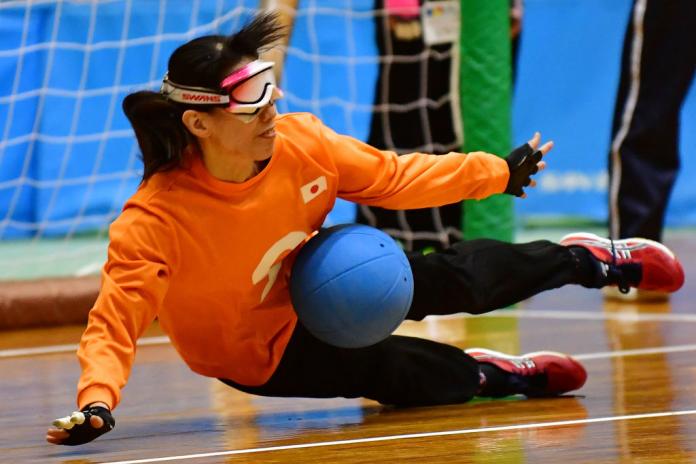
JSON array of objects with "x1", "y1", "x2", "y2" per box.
[
  {"x1": 45, "y1": 208, "x2": 174, "y2": 446},
  {"x1": 309, "y1": 114, "x2": 553, "y2": 208}
]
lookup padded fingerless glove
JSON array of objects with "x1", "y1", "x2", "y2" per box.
[
  {"x1": 61, "y1": 406, "x2": 115, "y2": 446},
  {"x1": 504, "y1": 143, "x2": 543, "y2": 197}
]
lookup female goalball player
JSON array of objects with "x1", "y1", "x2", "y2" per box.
[{"x1": 46, "y1": 13, "x2": 683, "y2": 446}]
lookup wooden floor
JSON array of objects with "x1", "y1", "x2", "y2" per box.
[{"x1": 2, "y1": 234, "x2": 696, "y2": 463}]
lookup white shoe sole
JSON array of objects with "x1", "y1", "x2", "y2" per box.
[{"x1": 465, "y1": 347, "x2": 571, "y2": 361}]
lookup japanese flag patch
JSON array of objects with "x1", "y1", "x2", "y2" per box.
[{"x1": 300, "y1": 176, "x2": 328, "y2": 204}]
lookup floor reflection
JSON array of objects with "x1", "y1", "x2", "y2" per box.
[{"x1": 604, "y1": 299, "x2": 693, "y2": 461}]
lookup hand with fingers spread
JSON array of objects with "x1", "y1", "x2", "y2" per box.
[
  {"x1": 46, "y1": 403, "x2": 115, "y2": 446},
  {"x1": 504, "y1": 132, "x2": 553, "y2": 198}
]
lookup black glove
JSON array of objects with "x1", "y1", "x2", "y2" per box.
[
  {"x1": 52, "y1": 406, "x2": 115, "y2": 446},
  {"x1": 504, "y1": 142, "x2": 543, "y2": 197}
]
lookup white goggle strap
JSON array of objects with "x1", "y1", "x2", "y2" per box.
[{"x1": 160, "y1": 75, "x2": 230, "y2": 105}]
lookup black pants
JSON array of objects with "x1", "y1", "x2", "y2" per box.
[
  {"x1": 222, "y1": 239, "x2": 587, "y2": 407},
  {"x1": 609, "y1": 0, "x2": 696, "y2": 241}
]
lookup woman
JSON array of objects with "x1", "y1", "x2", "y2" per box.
[{"x1": 46, "y1": 13, "x2": 683, "y2": 446}]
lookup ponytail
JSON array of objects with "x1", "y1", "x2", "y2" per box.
[{"x1": 122, "y1": 91, "x2": 193, "y2": 180}]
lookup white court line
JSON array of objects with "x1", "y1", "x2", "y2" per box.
[
  {"x1": 432, "y1": 309, "x2": 696, "y2": 323},
  {"x1": 102, "y1": 409, "x2": 696, "y2": 464},
  {"x1": 75, "y1": 261, "x2": 104, "y2": 277},
  {"x1": 5, "y1": 339, "x2": 696, "y2": 361},
  {"x1": 573, "y1": 344, "x2": 696, "y2": 361},
  {"x1": 3, "y1": 306, "x2": 696, "y2": 359},
  {"x1": 0, "y1": 336, "x2": 169, "y2": 358},
  {"x1": 6, "y1": 337, "x2": 696, "y2": 362}
]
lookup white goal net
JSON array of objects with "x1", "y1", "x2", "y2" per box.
[{"x1": 0, "y1": 0, "x2": 402, "y2": 279}]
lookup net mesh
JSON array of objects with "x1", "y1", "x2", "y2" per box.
[
  {"x1": 0, "y1": 0, "x2": 509, "y2": 279},
  {"x1": 0, "y1": 0, "x2": 383, "y2": 279}
]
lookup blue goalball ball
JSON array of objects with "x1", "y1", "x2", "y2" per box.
[{"x1": 290, "y1": 224, "x2": 414, "y2": 348}]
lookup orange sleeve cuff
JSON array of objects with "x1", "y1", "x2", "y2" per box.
[
  {"x1": 490, "y1": 154, "x2": 511, "y2": 194},
  {"x1": 77, "y1": 385, "x2": 118, "y2": 411},
  {"x1": 466, "y1": 151, "x2": 510, "y2": 198}
]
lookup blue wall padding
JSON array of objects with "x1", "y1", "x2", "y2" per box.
[
  {"x1": 1, "y1": 0, "x2": 694, "y2": 239},
  {"x1": 513, "y1": 0, "x2": 696, "y2": 226}
]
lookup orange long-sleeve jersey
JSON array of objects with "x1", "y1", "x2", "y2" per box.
[{"x1": 76, "y1": 113, "x2": 509, "y2": 410}]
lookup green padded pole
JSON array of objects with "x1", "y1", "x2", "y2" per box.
[{"x1": 459, "y1": 0, "x2": 514, "y2": 242}]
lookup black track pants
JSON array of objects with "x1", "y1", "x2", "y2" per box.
[{"x1": 222, "y1": 239, "x2": 583, "y2": 407}]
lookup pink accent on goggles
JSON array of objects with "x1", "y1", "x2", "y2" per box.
[
  {"x1": 219, "y1": 60, "x2": 276, "y2": 114},
  {"x1": 160, "y1": 60, "x2": 277, "y2": 119}
]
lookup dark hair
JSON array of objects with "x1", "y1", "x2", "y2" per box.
[{"x1": 122, "y1": 12, "x2": 285, "y2": 180}]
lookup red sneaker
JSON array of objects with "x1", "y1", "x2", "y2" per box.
[
  {"x1": 465, "y1": 348, "x2": 587, "y2": 397},
  {"x1": 560, "y1": 232, "x2": 684, "y2": 293}
]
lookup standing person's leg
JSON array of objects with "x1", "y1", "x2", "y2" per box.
[{"x1": 609, "y1": 0, "x2": 696, "y2": 241}]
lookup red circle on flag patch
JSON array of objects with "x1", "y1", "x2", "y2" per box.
[{"x1": 310, "y1": 185, "x2": 319, "y2": 194}]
